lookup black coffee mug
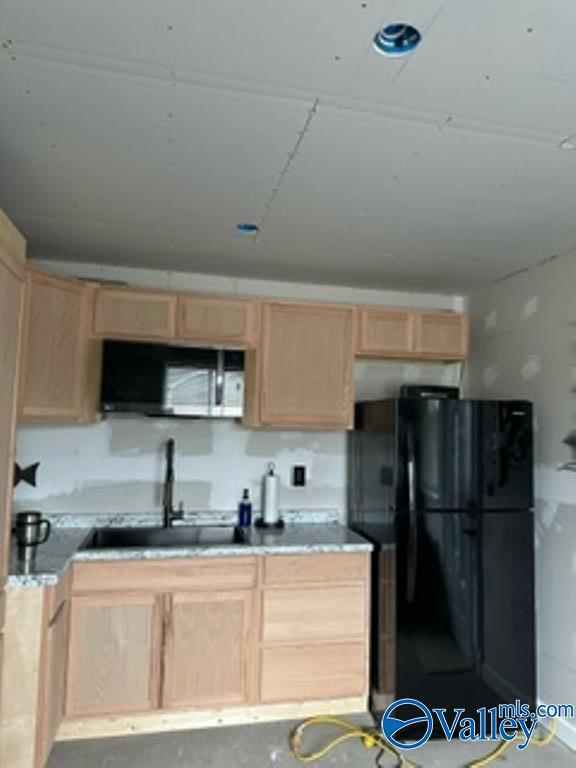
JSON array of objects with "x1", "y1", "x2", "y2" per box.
[{"x1": 15, "y1": 511, "x2": 51, "y2": 548}]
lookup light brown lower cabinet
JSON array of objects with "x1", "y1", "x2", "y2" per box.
[
  {"x1": 37, "y1": 599, "x2": 69, "y2": 767},
  {"x1": 59, "y1": 553, "x2": 368, "y2": 743},
  {"x1": 162, "y1": 590, "x2": 254, "y2": 708},
  {"x1": 65, "y1": 594, "x2": 162, "y2": 717},
  {"x1": 0, "y1": 574, "x2": 70, "y2": 768}
]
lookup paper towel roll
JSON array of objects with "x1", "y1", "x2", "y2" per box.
[{"x1": 262, "y1": 463, "x2": 280, "y2": 525}]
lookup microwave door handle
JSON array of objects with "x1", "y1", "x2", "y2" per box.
[{"x1": 215, "y1": 350, "x2": 225, "y2": 407}]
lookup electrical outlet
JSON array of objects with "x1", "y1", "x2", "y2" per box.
[{"x1": 292, "y1": 465, "x2": 307, "y2": 487}]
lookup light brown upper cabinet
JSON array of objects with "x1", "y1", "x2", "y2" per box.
[
  {"x1": 356, "y1": 308, "x2": 415, "y2": 358},
  {"x1": 356, "y1": 307, "x2": 468, "y2": 362},
  {"x1": 247, "y1": 302, "x2": 355, "y2": 429},
  {"x1": 0, "y1": 211, "x2": 25, "y2": 611},
  {"x1": 93, "y1": 287, "x2": 177, "y2": 340},
  {"x1": 177, "y1": 294, "x2": 258, "y2": 348},
  {"x1": 414, "y1": 311, "x2": 469, "y2": 360},
  {"x1": 19, "y1": 268, "x2": 100, "y2": 423}
]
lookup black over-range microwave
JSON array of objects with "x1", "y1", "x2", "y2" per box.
[{"x1": 100, "y1": 340, "x2": 245, "y2": 418}]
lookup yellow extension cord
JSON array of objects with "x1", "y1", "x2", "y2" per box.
[{"x1": 289, "y1": 714, "x2": 559, "y2": 767}]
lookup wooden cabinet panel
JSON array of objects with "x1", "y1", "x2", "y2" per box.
[
  {"x1": 262, "y1": 585, "x2": 365, "y2": 643},
  {"x1": 72, "y1": 557, "x2": 257, "y2": 594},
  {"x1": 20, "y1": 269, "x2": 98, "y2": 422},
  {"x1": 94, "y1": 288, "x2": 177, "y2": 339},
  {"x1": 0, "y1": 214, "x2": 25, "y2": 594},
  {"x1": 415, "y1": 311, "x2": 469, "y2": 360},
  {"x1": 162, "y1": 591, "x2": 253, "y2": 708},
  {"x1": 260, "y1": 643, "x2": 366, "y2": 702},
  {"x1": 37, "y1": 599, "x2": 69, "y2": 766},
  {"x1": 178, "y1": 295, "x2": 257, "y2": 347},
  {"x1": 263, "y1": 553, "x2": 367, "y2": 586},
  {"x1": 257, "y1": 302, "x2": 354, "y2": 429},
  {"x1": 66, "y1": 594, "x2": 161, "y2": 716},
  {"x1": 357, "y1": 308, "x2": 414, "y2": 357}
]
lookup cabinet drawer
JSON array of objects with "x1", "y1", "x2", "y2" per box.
[
  {"x1": 263, "y1": 554, "x2": 368, "y2": 586},
  {"x1": 262, "y1": 585, "x2": 366, "y2": 643},
  {"x1": 72, "y1": 558, "x2": 257, "y2": 594},
  {"x1": 177, "y1": 295, "x2": 257, "y2": 347},
  {"x1": 93, "y1": 289, "x2": 177, "y2": 339},
  {"x1": 260, "y1": 643, "x2": 366, "y2": 702}
]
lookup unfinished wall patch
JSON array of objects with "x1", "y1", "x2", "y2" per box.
[
  {"x1": 482, "y1": 364, "x2": 499, "y2": 388},
  {"x1": 484, "y1": 310, "x2": 498, "y2": 333},
  {"x1": 521, "y1": 295, "x2": 539, "y2": 321},
  {"x1": 521, "y1": 354, "x2": 542, "y2": 380}
]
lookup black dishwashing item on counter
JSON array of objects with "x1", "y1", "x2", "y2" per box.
[{"x1": 238, "y1": 488, "x2": 253, "y2": 527}]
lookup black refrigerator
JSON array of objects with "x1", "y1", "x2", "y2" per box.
[{"x1": 348, "y1": 396, "x2": 535, "y2": 736}]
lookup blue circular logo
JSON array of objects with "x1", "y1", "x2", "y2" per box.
[{"x1": 381, "y1": 698, "x2": 434, "y2": 750}]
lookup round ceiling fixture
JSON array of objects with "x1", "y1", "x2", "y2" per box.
[
  {"x1": 236, "y1": 223, "x2": 260, "y2": 233},
  {"x1": 373, "y1": 23, "x2": 422, "y2": 57}
]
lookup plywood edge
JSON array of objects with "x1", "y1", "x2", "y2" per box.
[
  {"x1": 0, "y1": 210, "x2": 26, "y2": 268},
  {"x1": 57, "y1": 696, "x2": 367, "y2": 741}
]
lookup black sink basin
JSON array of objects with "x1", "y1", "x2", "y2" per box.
[{"x1": 81, "y1": 525, "x2": 248, "y2": 550}]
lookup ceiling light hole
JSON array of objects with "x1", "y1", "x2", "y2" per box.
[
  {"x1": 373, "y1": 23, "x2": 421, "y2": 57},
  {"x1": 236, "y1": 223, "x2": 260, "y2": 234}
]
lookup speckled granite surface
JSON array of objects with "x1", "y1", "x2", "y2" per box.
[
  {"x1": 7, "y1": 528, "x2": 92, "y2": 587},
  {"x1": 7, "y1": 511, "x2": 373, "y2": 588}
]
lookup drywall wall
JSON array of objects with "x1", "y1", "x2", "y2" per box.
[
  {"x1": 14, "y1": 262, "x2": 464, "y2": 521},
  {"x1": 466, "y1": 252, "x2": 576, "y2": 749}
]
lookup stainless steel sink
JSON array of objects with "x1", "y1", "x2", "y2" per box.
[{"x1": 81, "y1": 525, "x2": 248, "y2": 550}]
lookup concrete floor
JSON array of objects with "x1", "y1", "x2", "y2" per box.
[{"x1": 48, "y1": 715, "x2": 575, "y2": 768}]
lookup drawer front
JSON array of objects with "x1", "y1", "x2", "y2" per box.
[
  {"x1": 263, "y1": 553, "x2": 368, "y2": 586},
  {"x1": 260, "y1": 643, "x2": 366, "y2": 702},
  {"x1": 262, "y1": 585, "x2": 366, "y2": 644},
  {"x1": 72, "y1": 558, "x2": 257, "y2": 594}
]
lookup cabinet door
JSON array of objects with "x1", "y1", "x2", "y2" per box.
[
  {"x1": 414, "y1": 311, "x2": 469, "y2": 360},
  {"x1": 66, "y1": 594, "x2": 161, "y2": 716},
  {"x1": 37, "y1": 599, "x2": 69, "y2": 766},
  {"x1": 162, "y1": 591, "x2": 253, "y2": 708},
  {"x1": 178, "y1": 295, "x2": 257, "y2": 347},
  {"x1": 20, "y1": 269, "x2": 93, "y2": 421},
  {"x1": 94, "y1": 288, "x2": 176, "y2": 339},
  {"x1": 0, "y1": 220, "x2": 25, "y2": 596},
  {"x1": 356, "y1": 308, "x2": 414, "y2": 357},
  {"x1": 258, "y1": 302, "x2": 354, "y2": 428}
]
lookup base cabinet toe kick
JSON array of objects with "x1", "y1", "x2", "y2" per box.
[{"x1": 0, "y1": 552, "x2": 371, "y2": 765}]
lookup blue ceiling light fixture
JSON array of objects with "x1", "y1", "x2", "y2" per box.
[
  {"x1": 236, "y1": 223, "x2": 260, "y2": 234},
  {"x1": 373, "y1": 23, "x2": 422, "y2": 57}
]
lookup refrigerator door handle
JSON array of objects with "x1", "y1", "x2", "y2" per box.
[{"x1": 406, "y1": 430, "x2": 418, "y2": 603}]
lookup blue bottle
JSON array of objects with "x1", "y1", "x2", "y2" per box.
[{"x1": 238, "y1": 488, "x2": 252, "y2": 527}]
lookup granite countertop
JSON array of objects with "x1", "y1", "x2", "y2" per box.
[{"x1": 7, "y1": 510, "x2": 374, "y2": 588}]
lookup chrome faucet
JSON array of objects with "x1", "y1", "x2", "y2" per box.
[{"x1": 162, "y1": 438, "x2": 183, "y2": 528}]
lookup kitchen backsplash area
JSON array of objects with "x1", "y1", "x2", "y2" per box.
[
  {"x1": 14, "y1": 360, "x2": 461, "y2": 523},
  {"x1": 14, "y1": 417, "x2": 348, "y2": 521}
]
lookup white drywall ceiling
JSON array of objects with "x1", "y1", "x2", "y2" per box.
[{"x1": 1, "y1": 0, "x2": 576, "y2": 291}]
